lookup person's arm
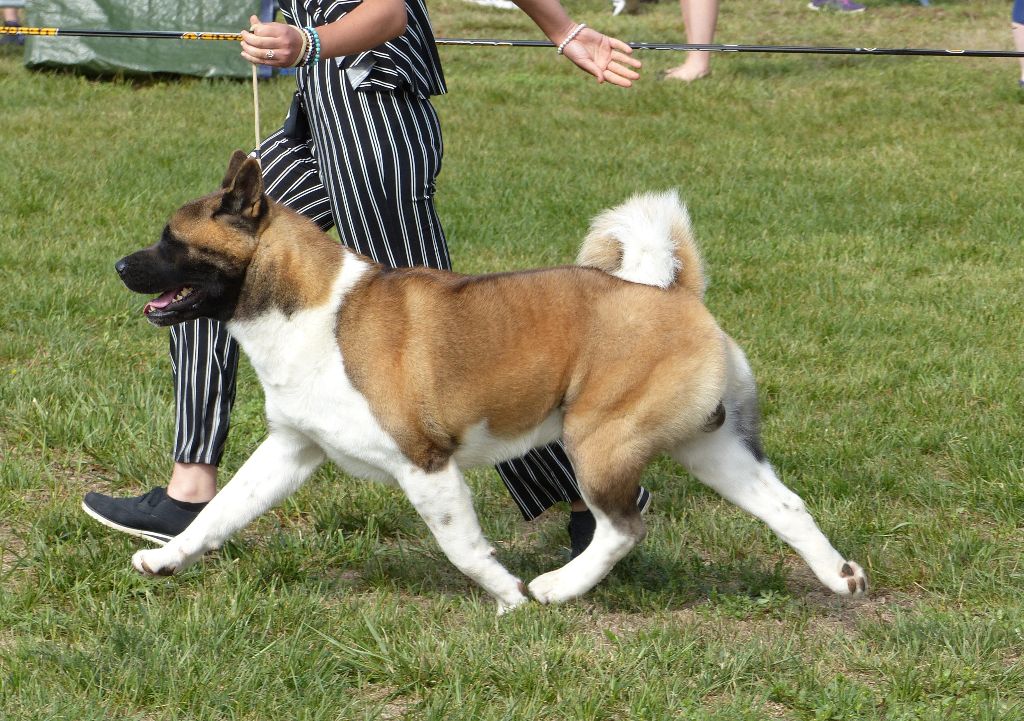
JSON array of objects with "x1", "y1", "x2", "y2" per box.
[
  {"x1": 239, "y1": 0, "x2": 406, "y2": 68},
  {"x1": 512, "y1": 0, "x2": 641, "y2": 87},
  {"x1": 241, "y1": 0, "x2": 641, "y2": 87}
]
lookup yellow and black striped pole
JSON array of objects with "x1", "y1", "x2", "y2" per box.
[
  {"x1": 3, "y1": 27, "x2": 1024, "y2": 58},
  {"x1": 0, "y1": 26, "x2": 242, "y2": 41}
]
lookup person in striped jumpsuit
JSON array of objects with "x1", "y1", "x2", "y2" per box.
[
  {"x1": 82, "y1": 0, "x2": 648, "y2": 557},
  {"x1": 1015, "y1": 0, "x2": 1024, "y2": 88}
]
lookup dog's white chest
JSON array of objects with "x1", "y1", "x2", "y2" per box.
[{"x1": 227, "y1": 259, "x2": 402, "y2": 481}]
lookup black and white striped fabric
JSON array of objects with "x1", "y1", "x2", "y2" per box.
[
  {"x1": 169, "y1": 319, "x2": 239, "y2": 466},
  {"x1": 169, "y1": 0, "x2": 604, "y2": 520}
]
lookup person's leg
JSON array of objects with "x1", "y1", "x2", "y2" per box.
[
  {"x1": 497, "y1": 442, "x2": 652, "y2": 558},
  {"x1": 81, "y1": 315, "x2": 237, "y2": 542},
  {"x1": 165, "y1": 318, "x2": 240, "y2": 503},
  {"x1": 2, "y1": 6, "x2": 22, "y2": 46},
  {"x1": 496, "y1": 444, "x2": 581, "y2": 521},
  {"x1": 1014, "y1": 0, "x2": 1024, "y2": 85},
  {"x1": 663, "y1": 0, "x2": 719, "y2": 82}
]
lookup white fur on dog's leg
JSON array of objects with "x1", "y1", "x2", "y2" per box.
[
  {"x1": 496, "y1": 594, "x2": 530, "y2": 616},
  {"x1": 132, "y1": 546, "x2": 185, "y2": 576},
  {"x1": 529, "y1": 511, "x2": 638, "y2": 604},
  {"x1": 674, "y1": 430, "x2": 868, "y2": 598},
  {"x1": 130, "y1": 430, "x2": 324, "y2": 579},
  {"x1": 396, "y1": 461, "x2": 529, "y2": 613}
]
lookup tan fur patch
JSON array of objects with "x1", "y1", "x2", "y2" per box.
[
  {"x1": 338, "y1": 264, "x2": 727, "y2": 489},
  {"x1": 234, "y1": 205, "x2": 342, "y2": 318},
  {"x1": 169, "y1": 193, "x2": 256, "y2": 271}
]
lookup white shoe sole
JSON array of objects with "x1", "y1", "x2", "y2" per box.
[{"x1": 80, "y1": 501, "x2": 172, "y2": 546}]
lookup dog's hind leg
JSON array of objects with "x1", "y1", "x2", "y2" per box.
[
  {"x1": 396, "y1": 460, "x2": 529, "y2": 614},
  {"x1": 671, "y1": 405, "x2": 867, "y2": 596},
  {"x1": 132, "y1": 428, "x2": 325, "y2": 577},
  {"x1": 528, "y1": 434, "x2": 648, "y2": 604}
]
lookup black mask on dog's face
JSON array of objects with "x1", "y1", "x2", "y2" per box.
[
  {"x1": 114, "y1": 226, "x2": 245, "y2": 326},
  {"x1": 115, "y1": 151, "x2": 265, "y2": 327}
]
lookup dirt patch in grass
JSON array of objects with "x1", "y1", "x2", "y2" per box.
[
  {"x1": 0, "y1": 519, "x2": 27, "y2": 576},
  {"x1": 581, "y1": 605, "x2": 696, "y2": 646},
  {"x1": 47, "y1": 455, "x2": 115, "y2": 496},
  {"x1": 360, "y1": 684, "x2": 418, "y2": 720},
  {"x1": 783, "y1": 562, "x2": 923, "y2": 623}
]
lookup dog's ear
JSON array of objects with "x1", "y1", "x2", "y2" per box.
[
  {"x1": 221, "y1": 150, "x2": 249, "y2": 189},
  {"x1": 219, "y1": 157, "x2": 266, "y2": 220}
]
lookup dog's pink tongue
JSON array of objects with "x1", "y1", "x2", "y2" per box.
[{"x1": 144, "y1": 290, "x2": 178, "y2": 316}]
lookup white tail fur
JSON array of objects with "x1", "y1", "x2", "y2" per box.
[{"x1": 576, "y1": 190, "x2": 706, "y2": 298}]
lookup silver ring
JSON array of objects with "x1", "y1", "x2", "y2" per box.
[{"x1": 266, "y1": 49, "x2": 275, "y2": 60}]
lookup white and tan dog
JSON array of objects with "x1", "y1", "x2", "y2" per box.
[{"x1": 114, "y1": 152, "x2": 867, "y2": 611}]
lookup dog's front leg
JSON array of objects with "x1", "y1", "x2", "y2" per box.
[
  {"x1": 396, "y1": 460, "x2": 529, "y2": 614},
  {"x1": 133, "y1": 429, "x2": 325, "y2": 577}
]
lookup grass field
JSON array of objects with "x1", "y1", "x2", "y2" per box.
[{"x1": 2, "y1": 0, "x2": 1023, "y2": 718}]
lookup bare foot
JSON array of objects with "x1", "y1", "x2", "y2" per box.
[{"x1": 661, "y1": 62, "x2": 711, "y2": 82}]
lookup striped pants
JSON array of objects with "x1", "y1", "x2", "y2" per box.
[{"x1": 169, "y1": 65, "x2": 588, "y2": 520}]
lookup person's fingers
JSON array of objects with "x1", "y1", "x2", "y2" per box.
[
  {"x1": 607, "y1": 60, "x2": 641, "y2": 81},
  {"x1": 611, "y1": 49, "x2": 642, "y2": 69},
  {"x1": 240, "y1": 47, "x2": 266, "y2": 65},
  {"x1": 607, "y1": 37, "x2": 635, "y2": 56},
  {"x1": 241, "y1": 33, "x2": 274, "y2": 50},
  {"x1": 601, "y1": 70, "x2": 634, "y2": 88},
  {"x1": 241, "y1": 41, "x2": 280, "y2": 65}
]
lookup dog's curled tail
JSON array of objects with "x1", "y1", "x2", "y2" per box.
[{"x1": 576, "y1": 190, "x2": 706, "y2": 297}]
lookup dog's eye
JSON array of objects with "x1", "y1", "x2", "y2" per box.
[{"x1": 159, "y1": 229, "x2": 189, "y2": 259}]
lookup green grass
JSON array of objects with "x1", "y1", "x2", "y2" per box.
[{"x1": 2, "y1": 0, "x2": 1023, "y2": 718}]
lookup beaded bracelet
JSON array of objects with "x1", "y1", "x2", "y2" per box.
[
  {"x1": 301, "y1": 27, "x2": 314, "y2": 65},
  {"x1": 556, "y1": 23, "x2": 586, "y2": 55},
  {"x1": 305, "y1": 26, "x2": 321, "y2": 65}
]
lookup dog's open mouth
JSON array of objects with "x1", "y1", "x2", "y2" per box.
[{"x1": 143, "y1": 286, "x2": 204, "y2": 320}]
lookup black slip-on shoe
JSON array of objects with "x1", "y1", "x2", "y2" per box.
[
  {"x1": 568, "y1": 486, "x2": 653, "y2": 559},
  {"x1": 82, "y1": 487, "x2": 207, "y2": 545}
]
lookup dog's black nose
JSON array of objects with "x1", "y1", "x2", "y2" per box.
[{"x1": 114, "y1": 258, "x2": 128, "y2": 277}]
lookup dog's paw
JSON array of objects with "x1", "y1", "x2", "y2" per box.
[
  {"x1": 495, "y1": 580, "x2": 530, "y2": 616},
  {"x1": 834, "y1": 560, "x2": 868, "y2": 596},
  {"x1": 132, "y1": 548, "x2": 179, "y2": 577},
  {"x1": 528, "y1": 570, "x2": 573, "y2": 605},
  {"x1": 496, "y1": 595, "x2": 529, "y2": 616}
]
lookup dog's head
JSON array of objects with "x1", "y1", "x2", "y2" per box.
[{"x1": 115, "y1": 151, "x2": 267, "y2": 326}]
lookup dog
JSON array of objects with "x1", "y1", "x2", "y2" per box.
[{"x1": 114, "y1": 151, "x2": 867, "y2": 611}]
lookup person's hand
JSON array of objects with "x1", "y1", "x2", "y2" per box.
[
  {"x1": 240, "y1": 14, "x2": 305, "y2": 68},
  {"x1": 561, "y1": 27, "x2": 641, "y2": 87}
]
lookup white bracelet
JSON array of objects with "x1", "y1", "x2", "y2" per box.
[
  {"x1": 288, "y1": 26, "x2": 309, "y2": 68},
  {"x1": 556, "y1": 23, "x2": 586, "y2": 55}
]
